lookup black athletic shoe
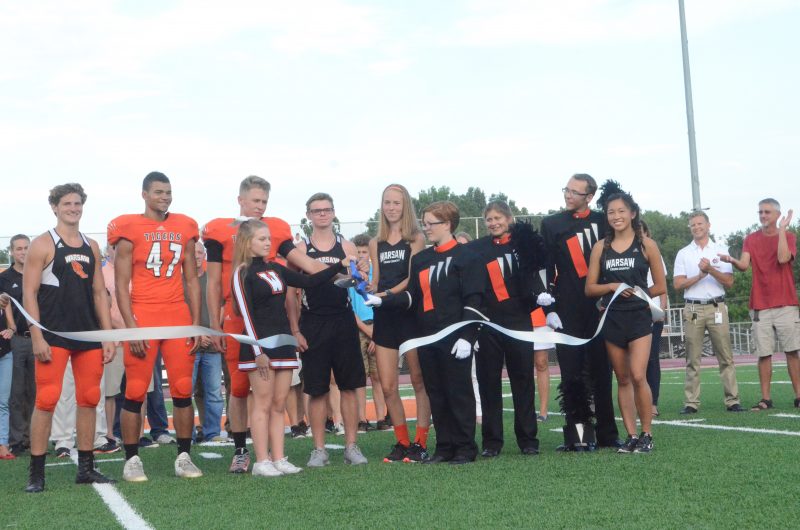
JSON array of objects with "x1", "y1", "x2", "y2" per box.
[
  {"x1": 325, "y1": 418, "x2": 335, "y2": 433},
  {"x1": 94, "y1": 438, "x2": 121, "y2": 454},
  {"x1": 76, "y1": 465, "x2": 116, "y2": 485},
  {"x1": 726, "y1": 404, "x2": 746, "y2": 412},
  {"x1": 633, "y1": 433, "x2": 653, "y2": 453},
  {"x1": 25, "y1": 457, "x2": 45, "y2": 494},
  {"x1": 382, "y1": 414, "x2": 393, "y2": 428},
  {"x1": 383, "y1": 443, "x2": 408, "y2": 463},
  {"x1": 449, "y1": 455, "x2": 474, "y2": 465},
  {"x1": 521, "y1": 446, "x2": 540, "y2": 456},
  {"x1": 481, "y1": 448, "x2": 500, "y2": 458},
  {"x1": 403, "y1": 443, "x2": 429, "y2": 463},
  {"x1": 357, "y1": 421, "x2": 370, "y2": 434},
  {"x1": 680, "y1": 406, "x2": 698, "y2": 415},
  {"x1": 56, "y1": 447, "x2": 71, "y2": 459},
  {"x1": 376, "y1": 419, "x2": 392, "y2": 431},
  {"x1": 617, "y1": 435, "x2": 639, "y2": 454}
]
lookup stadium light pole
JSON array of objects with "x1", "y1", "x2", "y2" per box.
[{"x1": 679, "y1": 0, "x2": 702, "y2": 211}]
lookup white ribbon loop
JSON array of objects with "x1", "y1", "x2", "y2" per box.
[
  {"x1": 398, "y1": 283, "x2": 663, "y2": 355},
  {"x1": 7, "y1": 297, "x2": 297, "y2": 350}
]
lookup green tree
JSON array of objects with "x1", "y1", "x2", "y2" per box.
[
  {"x1": 366, "y1": 186, "x2": 536, "y2": 239},
  {"x1": 0, "y1": 248, "x2": 8, "y2": 266},
  {"x1": 299, "y1": 217, "x2": 341, "y2": 238}
]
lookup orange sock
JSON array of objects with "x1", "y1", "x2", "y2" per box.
[
  {"x1": 394, "y1": 424, "x2": 410, "y2": 447},
  {"x1": 414, "y1": 426, "x2": 429, "y2": 448}
]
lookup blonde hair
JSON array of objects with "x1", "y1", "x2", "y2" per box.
[
  {"x1": 377, "y1": 183, "x2": 420, "y2": 242},
  {"x1": 232, "y1": 219, "x2": 269, "y2": 282}
]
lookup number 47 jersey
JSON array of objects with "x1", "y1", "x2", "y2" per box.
[{"x1": 107, "y1": 213, "x2": 199, "y2": 306}]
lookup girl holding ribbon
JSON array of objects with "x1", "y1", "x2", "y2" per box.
[
  {"x1": 231, "y1": 219, "x2": 353, "y2": 476},
  {"x1": 585, "y1": 182, "x2": 666, "y2": 454}
]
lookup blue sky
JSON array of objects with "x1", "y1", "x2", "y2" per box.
[{"x1": 1, "y1": 0, "x2": 798, "y2": 244}]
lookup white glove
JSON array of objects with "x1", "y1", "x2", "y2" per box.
[
  {"x1": 536, "y1": 292, "x2": 555, "y2": 307},
  {"x1": 364, "y1": 294, "x2": 383, "y2": 307},
  {"x1": 545, "y1": 312, "x2": 563, "y2": 330},
  {"x1": 451, "y1": 338, "x2": 472, "y2": 360}
]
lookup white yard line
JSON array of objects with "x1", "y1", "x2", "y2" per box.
[{"x1": 67, "y1": 451, "x2": 155, "y2": 530}]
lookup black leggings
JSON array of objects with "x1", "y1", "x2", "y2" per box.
[{"x1": 646, "y1": 320, "x2": 664, "y2": 406}]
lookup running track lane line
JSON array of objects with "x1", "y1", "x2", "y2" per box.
[{"x1": 69, "y1": 452, "x2": 154, "y2": 530}]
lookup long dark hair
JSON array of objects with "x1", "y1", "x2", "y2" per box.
[{"x1": 596, "y1": 180, "x2": 645, "y2": 256}]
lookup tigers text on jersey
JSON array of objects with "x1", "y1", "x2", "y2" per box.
[
  {"x1": 38, "y1": 229, "x2": 101, "y2": 350},
  {"x1": 107, "y1": 213, "x2": 199, "y2": 306}
]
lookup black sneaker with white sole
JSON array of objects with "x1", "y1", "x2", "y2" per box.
[
  {"x1": 633, "y1": 433, "x2": 653, "y2": 453},
  {"x1": 617, "y1": 435, "x2": 639, "y2": 454}
]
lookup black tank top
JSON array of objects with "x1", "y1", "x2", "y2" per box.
[
  {"x1": 377, "y1": 239, "x2": 412, "y2": 292},
  {"x1": 301, "y1": 234, "x2": 349, "y2": 316},
  {"x1": 39, "y1": 229, "x2": 101, "y2": 350},
  {"x1": 600, "y1": 239, "x2": 649, "y2": 311}
]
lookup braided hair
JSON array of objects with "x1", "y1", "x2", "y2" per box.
[{"x1": 596, "y1": 180, "x2": 645, "y2": 256}]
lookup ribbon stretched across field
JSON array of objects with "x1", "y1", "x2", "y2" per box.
[
  {"x1": 398, "y1": 283, "x2": 663, "y2": 355},
  {"x1": 6, "y1": 297, "x2": 297, "y2": 350}
]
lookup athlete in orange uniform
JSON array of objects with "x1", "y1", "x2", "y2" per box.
[
  {"x1": 108, "y1": 171, "x2": 203, "y2": 482},
  {"x1": 202, "y1": 175, "x2": 327, "y2": 473}
]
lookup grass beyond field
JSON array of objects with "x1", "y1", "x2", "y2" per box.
[{"x1": 2, "y1": 363, "x2": 800, "y2": 529}]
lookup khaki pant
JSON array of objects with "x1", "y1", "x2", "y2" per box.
[{"x1": 683, "y1": 302, "x2": 740, "y2": 408}]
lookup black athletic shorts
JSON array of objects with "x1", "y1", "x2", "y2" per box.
[
  {"x1": 603, "y1": 308, "x2": 652, "y2": 349},
  {"x1": 239, "y1": 344, "x2": 298, "y2": 372},
  {"x1": 299, "y1": 311, "x2": 366, "y2": 396},
  {"x1": 372, "y1": 306, "x2": 415, "y2": 350}
]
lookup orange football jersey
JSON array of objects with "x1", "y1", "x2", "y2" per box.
[
  {"x1": 107, "y1": 213, "x2": 199, "y2": 305},
  {"x1": 201, "y1": 216, "x2": 293, "y2": 302}
]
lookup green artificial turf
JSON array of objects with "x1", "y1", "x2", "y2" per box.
[{"x1": 2, "y1": 364, "x2": 799, "y2": 529}]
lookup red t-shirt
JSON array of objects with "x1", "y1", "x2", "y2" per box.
[{"x1": 742, "y1": 230, "x2": 798, "y2": 310}]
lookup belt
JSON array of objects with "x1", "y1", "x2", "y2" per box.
[
  {"x1": 685, "y1": 297, "x2": 725, "y2": 305},
  {"x1": 16, "y1": 330, "x2": 31, "y2": 338}
]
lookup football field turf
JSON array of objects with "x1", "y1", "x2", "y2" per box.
[{"x1": 2, "y1": 363, "x2": 799, "y2": 529}]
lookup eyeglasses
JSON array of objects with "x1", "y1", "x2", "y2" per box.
[
  {"x1": 420, "y1": 221, "x2": 446, "y2": 229},
  {"x1": 562, "y1": 187, "x2": 589, "y2": 198},
  {"x1": 308, "y1": 208, "x2": 334, "y2": 216}
]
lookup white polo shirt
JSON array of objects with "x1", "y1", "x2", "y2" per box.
[{"x1": 673, "y1": 238, "x2": 733, "y2": 300}]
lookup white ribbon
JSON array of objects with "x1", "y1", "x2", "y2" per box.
[
  {"x1": 398, "y1": 283, "x2": 664, "y2": 355},
  {"x1": 7, "y1": 297, "x2": 297, "y2": 350}
]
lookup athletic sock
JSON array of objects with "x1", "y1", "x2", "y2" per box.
[
  {"x1": 232, "y1": 431, "x2": 247, "y2": 452},
  {"x1": 78, "y1": 450, "x2": 93, "y2": 464},
  {"x1": 393, "y1": 424, "x2": 411, "y2": 447},
  {"x1": 30, "y1": 453, "x2": 46, "y2": 471},
  {"x1": 177, "y1": 438, "x2": 192, "y2": 455},
  {"x1": 414, "y1": 426, "x2": 429, "y2": 448},
  {"x1": 124, "y1": 444, "x2": 139, "y2": 460}
]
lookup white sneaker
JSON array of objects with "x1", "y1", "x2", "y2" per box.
[
  {"x1": 334, "y1": 423, "x2": 345, "y2": 436},
  {"x1": 155, "y1": 434, "x2": 176, "y2": 445},
  {"x1": 344, "y1": 443, "x2": 368, "y2": 465},
  {"x1": 122, "y1": 455, "x2": 148, "y2": 482},
  {"x1": 272, "y1": 457, "x2": 302, "y2": 475},
  {"x1": 307, "y1": 448, "x2": 330, "y2": 467},
  {"x1": 174, "y1": 452, "x2": 203, "y2": 478},
  {"x1": 252, "y1": 460, "x2": 282, "y2": 477}
]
